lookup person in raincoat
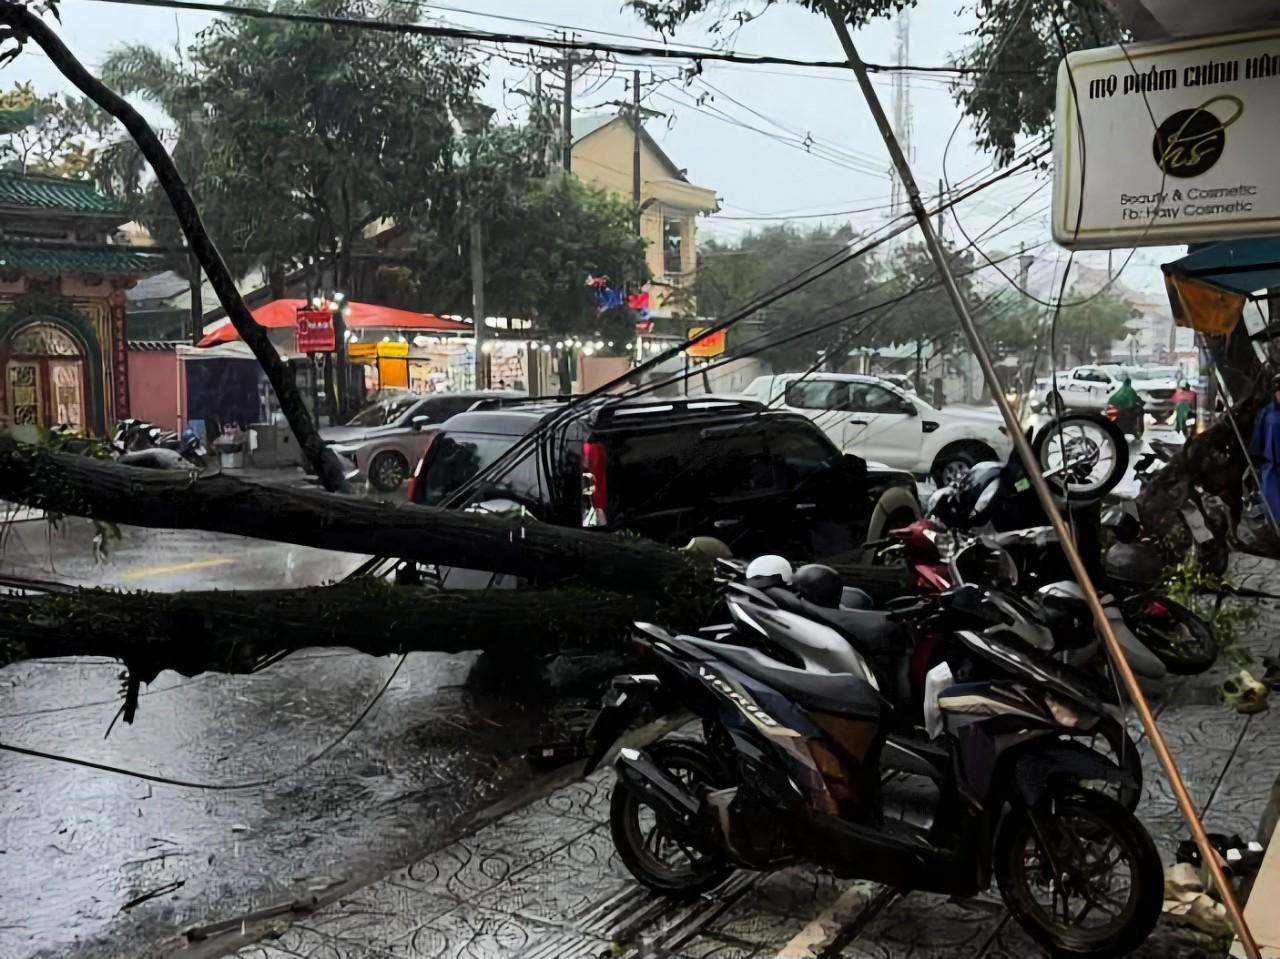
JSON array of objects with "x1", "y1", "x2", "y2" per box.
[
  {"x1": 1108, "y1": 376, "x2": 1144, "y2": 436},
  {"x1": 1250, "y1": 375, "x2": 1280, "y2": 526},
  {"x1": 1172, "y1": 378, "x2": 1196, "y2": 434}
]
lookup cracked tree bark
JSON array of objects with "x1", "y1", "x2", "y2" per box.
[{"x1": 0, "y1": 1, "x2": 348, "y2": 492}]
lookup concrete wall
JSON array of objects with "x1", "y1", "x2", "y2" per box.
[{"x1": 126, "y1": 349, "x2": 183, "y2": 432}]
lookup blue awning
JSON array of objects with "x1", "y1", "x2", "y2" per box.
[{"x1": 1162, "y1": 238, "x2": 1280, "y2": 297}]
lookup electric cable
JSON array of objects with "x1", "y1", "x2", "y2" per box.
[{"x1": 0, "y1": 652, "x2": 407, "y2": 789}]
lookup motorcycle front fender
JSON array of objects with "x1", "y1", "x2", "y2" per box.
[
  {"x1": 1006, "y1": 739, "x2": 1134, "y2": 809},
  {"x1": 583, "y1": 674, "x2": 663, "y2": 774}
]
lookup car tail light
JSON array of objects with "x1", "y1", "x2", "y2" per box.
[
  {"x1": 406, "y1": 452, "x2": 427, "y2": 504},
  {"x1": 582, "y1": 441, "x2": 608, "y2": 526}
]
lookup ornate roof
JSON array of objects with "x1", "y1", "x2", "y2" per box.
[
  {"x1": 0, "y1": 242, "x2": 163, "y2": 274},
  {"x1": 0, "y1": 173, "x2": 119, "y2": 214}
]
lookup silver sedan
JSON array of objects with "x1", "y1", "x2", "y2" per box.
[{"x1": 321, "y1": 391, "x2": 522, "y2": 491}]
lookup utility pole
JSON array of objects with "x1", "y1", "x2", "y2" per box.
[
  {"x1": 822, "y1": 5, "x2": 1260, "y2": 954},
  {"x1": 561, "y1": 43, "x2": 574, "y2": 172},
  {"x1": 936, "y1": 179, "x2": 944, "y2": 239},
  {"x1": 604, "y1": 77, "x2": 664, "y2": 233},
  {"x1": 471, "y1": 219, "x2": 487, "y2": 389},
  {"x1": 633, "y1": 69, "x2": 641, "y2": 231}
]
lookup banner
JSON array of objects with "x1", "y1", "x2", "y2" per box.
[{"x1": 296, "y1": 308, "x2": 336, "y2": 353}]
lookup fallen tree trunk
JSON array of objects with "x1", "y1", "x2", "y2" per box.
[
  {"x1": 0, "y1": 436, "x2": 713, "y2": 598},
  {"x1": 0, "y1": 578, "x2": 660, "y2": 681}
]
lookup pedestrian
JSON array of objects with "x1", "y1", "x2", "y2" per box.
[
  {"x1": 1172, "y1": 378, "x2": 1196, "y2": 434},
  {"x1": 1250, "y1": 374, "x2": 1280, "y2": 525}
]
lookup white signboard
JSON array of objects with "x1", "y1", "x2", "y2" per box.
[{"x1": 1054, "y1": 29, "x2": 1280, "y2": 249}]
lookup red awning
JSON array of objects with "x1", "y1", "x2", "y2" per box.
[{"x1": 196, "y1": 298, "x2": 471, "y2": 347}]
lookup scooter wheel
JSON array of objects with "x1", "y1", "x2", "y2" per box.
[
  {"x1": 995, "y1": 790, "x2": 1163, "y2": 959},
  {"x1": 610, "y1": 739, "x2": 733, "y2": 899}
]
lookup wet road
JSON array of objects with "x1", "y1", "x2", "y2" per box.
[{"x1": 0, "y1": 517, "x2": 565, "y2": 959}]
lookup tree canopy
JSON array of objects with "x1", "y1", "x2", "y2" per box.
[
  {"x1": 695, "y1": 223, "x2": 884, "y2": 370},
  {"x1": 99, "y1": 0, "x2": 483, "y2": 288},
  {"x1": 0, "y1": 82, "x2": 112, "y2": 178}
]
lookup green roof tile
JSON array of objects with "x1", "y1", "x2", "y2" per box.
[
  {"x1": 0, "y1": 243, "x2": 163, "y2": 275},
  {"x1": 0, "y1": 173, "x2": 118, "y2": 213}
]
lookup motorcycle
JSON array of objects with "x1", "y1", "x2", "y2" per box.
[
  {"x1": 586, "y1": 621, "x2": 1163, "y2": 959},
  {"x1": 112, "y1": 418, "x2": 207, "y2": 469},
  {"x1": 709, "y1": 552, "x2": 1145, "y2": 810},
  {"x1": 1105, "y1": 401, "x2": 1145, "y2": 438},
  {"x1": 926, "y1": 433, "x2": 1217, "y2": 676}
]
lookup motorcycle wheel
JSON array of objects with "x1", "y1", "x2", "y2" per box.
[
  {"x1": 995, "y1": 790, "x2": 1163, "y2": 959},
  {"x1": 610, "y1": 739, "x2": 733, "y2": 899},
  {"x1": 1124, "y1": 596, "x2": 1218, "y2": 675},
  {"x1": 1031, "y1": 414, "x2": 1128, "y2": 502}
]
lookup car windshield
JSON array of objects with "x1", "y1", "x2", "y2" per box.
[
  {"x1": 343, "y1": 397, "x2": 419, "y2": 428},
  {"x1": 418, "y1": 432, "x2": 518, "y2": 506}
]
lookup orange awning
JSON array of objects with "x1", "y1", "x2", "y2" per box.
[{"x1": 197, "y1": 298, "x2": 471, "y2": 347}]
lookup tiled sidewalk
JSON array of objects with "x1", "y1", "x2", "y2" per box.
[{"x1": 234, "y1": 571, "x2": 1280, "y2": 959}]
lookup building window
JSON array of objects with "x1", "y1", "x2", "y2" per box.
[{"x1": 663, "y1": 215, "x2": 684, "y2": 274}]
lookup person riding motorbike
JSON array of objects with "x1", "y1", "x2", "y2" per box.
[
  {"x1": 1172, "y1": 378, "x2": 1196, "y2": 435},
  {"x1": 1106, "y1": 376, "x2": 1145, "y2": 437}
]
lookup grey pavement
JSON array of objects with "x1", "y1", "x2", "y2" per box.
[
  {"x1": 0, "y1": 518, "x2": 588, "y2": 959},
  {"x1": 230, "y1": 564, "x2": 1280, "y2": 959}
]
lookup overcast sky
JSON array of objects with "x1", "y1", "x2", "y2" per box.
[{"x1": 8, "y1": 0, "x2": 1179, "y2": 296}]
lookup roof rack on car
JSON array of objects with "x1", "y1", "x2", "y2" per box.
[
  {"x1": 466, "y1": 394, "x2": 584, "y2": 411},
  {"x1": 593, "y1": 396, "x2": 765, "y2": 424}
]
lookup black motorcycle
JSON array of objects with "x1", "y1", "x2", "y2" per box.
[
  {"x1": 708, "y1": 559, "x2": 1146, "y2": 811},
  {"x1": 931, "y1": 433, "x2": 1218, "y2": 676},
  {"x1": 587, "y1": 622, "x2": 1163, "y2": 959}
]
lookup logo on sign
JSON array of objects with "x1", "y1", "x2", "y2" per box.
[{"x1": 1152, "y1": 95, "x2": 1243, "y2": 178}]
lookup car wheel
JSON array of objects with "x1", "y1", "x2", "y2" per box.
[
  {"x1": 932, "y1": 450, "x2": 982, "y2": 488},
  {"x1": 368, "y1": 451, "x2": 410, "y2": 492}
]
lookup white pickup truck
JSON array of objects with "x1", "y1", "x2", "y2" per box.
[
  {"x1": 1034, "y1": 365, "x2": 1182, "y2": 421},
  {"x1": 744, "y1": 373, "x2": 1011, "y2": 487}
]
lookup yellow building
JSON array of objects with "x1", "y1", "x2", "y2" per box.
[{"x1": 571, "y1": 114, "x2": 718, "y2": 318}]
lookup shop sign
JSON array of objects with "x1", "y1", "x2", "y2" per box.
[
  {"x1": 686, "y1": 326, "x2": 726, "y2": 358},
  {"x1": 1054, "y1": 28, "x2": 1280, "y2": 249},
  {"x1": 296, "y1": 308, "x2": 336, "y2": 352},
  {"x1": 376, "y1": 341, "x2": 409, "y2": 358},
  {"x1": 347, "y1": 342, "x2": 377, "y2": 360}
]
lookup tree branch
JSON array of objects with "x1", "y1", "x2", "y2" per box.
[{"x1": 0, "y1": 2, "x2": 347, "y2": 492}]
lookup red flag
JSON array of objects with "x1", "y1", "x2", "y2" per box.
[{"x1": 627, "y1": 291, "x2": 650, "y2": 310}]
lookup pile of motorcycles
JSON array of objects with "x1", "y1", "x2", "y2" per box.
[{"x1": 583, "y1": 413, "x2": 1215, "y2": 959}]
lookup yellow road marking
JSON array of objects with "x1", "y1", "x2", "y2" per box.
[{"x1": 122, "y1": 558, "x2": 235, "y2": 581}]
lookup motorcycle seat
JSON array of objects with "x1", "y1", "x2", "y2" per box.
[
  {"x1": 689, "y1": 638, "x2": 883, "y2": 718},
  {"x1": 805, "y1": 605, "x2": 904, "y2": 657},
  {"x1": 841, "y1": 587, "x2": 875, "y2": 610}
]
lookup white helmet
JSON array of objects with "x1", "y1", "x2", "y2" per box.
[{"x1": 745, "y1": 554, "x2": 793, "y2": 582}]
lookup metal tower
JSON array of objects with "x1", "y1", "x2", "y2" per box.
[{"x1": 890, "y1": 11, "x2": 914, "y2": 216}]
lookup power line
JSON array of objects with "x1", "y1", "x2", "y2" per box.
[
  {"x1": 78, "y1": 0, "x2": 1044, "y2": 77},
  {"x1": 0, "y1": 652, "x2": 407, "y2": 789}
]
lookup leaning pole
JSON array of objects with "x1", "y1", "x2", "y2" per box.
[{"x1": 820, "y1": 3, "x2": 1258, "y2": 954}]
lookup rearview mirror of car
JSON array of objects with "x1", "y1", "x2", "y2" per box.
[{"x1": 411, "y1": 414, "x2": 429, "y2": 430}]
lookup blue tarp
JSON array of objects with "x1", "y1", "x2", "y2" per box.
[{"x1": 1162, "y1": 238, "x2": 1280, "y2": 296}]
